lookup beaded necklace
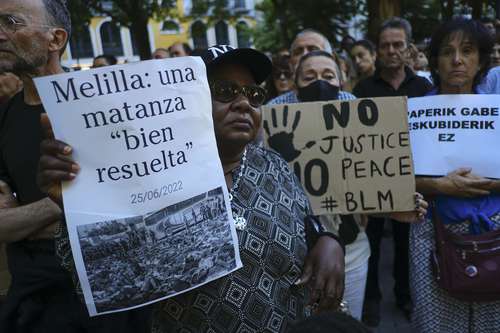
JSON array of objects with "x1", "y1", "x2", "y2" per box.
[{"x1": 228, "y1": 148, "x2": 247, "y2": 231}]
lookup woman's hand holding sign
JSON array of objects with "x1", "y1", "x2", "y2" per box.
[
  {"x1": 417, "y1": 168, "x2": 492, "y2": 199},
  {"x1": 38, "y1": 114, "x2": 80, "y2": 208}
]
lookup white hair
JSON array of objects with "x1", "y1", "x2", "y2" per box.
[{"x1": 291, "y1": 29, "x2": 333, "y2": 53}]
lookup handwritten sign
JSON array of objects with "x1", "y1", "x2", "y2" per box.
[{"x1": 262, "y1": 97, "x2": 415, "y2": 215}]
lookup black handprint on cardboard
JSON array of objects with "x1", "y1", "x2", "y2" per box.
[{"x1": 263, "y1": 106, "x2": 316, "y2": 162}]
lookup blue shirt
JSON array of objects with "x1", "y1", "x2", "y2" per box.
[
  {"x1": 267, "y1": 90, "x2": 356, "y2": 105},
  {"x1": 477, "y1": 66, "x2": 500, "y2": 94}
]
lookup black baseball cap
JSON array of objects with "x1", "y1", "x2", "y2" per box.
[{"x1": 200, "y1": 45, "x2": 272, "y2": 84}]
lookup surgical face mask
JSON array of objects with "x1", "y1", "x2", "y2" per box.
[{"x1": 297, "y1": 80, "x2": 340, "y2": 102}]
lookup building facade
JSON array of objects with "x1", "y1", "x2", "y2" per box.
[{"x1": 62, "y1": 0, "x2": 256, "y2": 69}]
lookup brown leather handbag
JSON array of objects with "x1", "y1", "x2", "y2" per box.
[{"x1": 431, "y1": 208, "x2": 500, "y2": 302}]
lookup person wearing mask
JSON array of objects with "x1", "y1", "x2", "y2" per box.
[
  {"x1": 92, "y1": 54, "x2": 118, "y2": 68},
  {"x1": 36, "y1": 44, "x2": 353, "y2": 332},
  {"x1": 0, "y1": 0, "x2": 150, "y2": 332},
  {"x1": 268, "y1": 29, "x2": 355, "y2": 105},
  {"x1": 265, "y1": 54, "x2": 293, "y2": 103},
  {"x1": 353, "y1": 17, "x2": 432, "y2": 326},
  {"x1": 151, "y1": 48, "x2": 169, "y2": 59},
  {"x1": 168, "y1": 42, "x2": 192, "y2": 57},
  {"x1": 283, "y1": 50, "x2": 369, "y2": 320},
  {"x1": 350, "y1": 39, "x2": 377, "y2": 87},
  {"x1": 266, "y1": 50, "x2": 428, "y2": 320},
  {"x1": 412, "y1": 18, "x2": 500, "y2": 332}
]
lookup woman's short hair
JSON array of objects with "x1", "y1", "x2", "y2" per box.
[
  {"x1": 295, "y1": 50, "x2": 341, "y2": 85},
  {"x1": 351, "y1": 39, "x2": 376, "y2": 55},
  {"x1": 428, "y1": 18, "x2": 494, "y2": 88}
]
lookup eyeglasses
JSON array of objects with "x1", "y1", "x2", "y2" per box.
[
  {"x1": 0, "y1": 14, "x2": 53, "y2": 34},
  {"x1": 209, "y1": 80, "x2": 267, "y2": 107}
]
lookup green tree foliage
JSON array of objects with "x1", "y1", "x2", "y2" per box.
[
  {"x1": 67, "y1": 0, "x2": 93, "y2": 39},
  {"x1": 364, "y1": 0, "x2": 497, "y2": 44},
  {"x1": 253, "y1": 0, "x2": 363, "y2": 54},
  {"x1": 401, "y1": 0, "x2": 442, "y2": 43}
]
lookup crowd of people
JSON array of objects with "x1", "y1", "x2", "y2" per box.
[{"x1": 0, "y1": 0, "x2": 499, "y2": 332}]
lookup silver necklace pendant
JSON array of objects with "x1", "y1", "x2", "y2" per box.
[
  {"x1": 233, "y1": 213, "x2": 247, "y2": 231},
  {"x1": 228, "y1": 148, "x2": 248, "y2": 231}
]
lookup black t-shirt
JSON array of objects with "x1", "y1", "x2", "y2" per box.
[
  {"x1": 353, "y1": 66, "x2": 432, "y2": 98},
  {"x1": 0, "y1": 92, "x2": 70, "y2": 296},
  {"x1": 0, "y1": 92, "x2": 46, "y2": 205},
  {"x1": 0, "y1": 91, "x2": 151, "y2": 333}
]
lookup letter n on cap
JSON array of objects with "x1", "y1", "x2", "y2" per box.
[{"x1": 208, "y1": 45, "x2": 235, "y2": 59}]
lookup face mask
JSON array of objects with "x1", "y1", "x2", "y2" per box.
[{"x1": 297, "y1": 80, "x2": 340, "y2": 102}]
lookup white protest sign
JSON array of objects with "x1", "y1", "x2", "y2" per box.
[
  {"x1": 262, "y1": 97, "x2": 415, "y2": 215},
  {"x1": 34, "y1": 57, "x2": 241, "y2": 316},
  {"x1": 408, "y1": 94, "x2": 500, "y2": 178}
]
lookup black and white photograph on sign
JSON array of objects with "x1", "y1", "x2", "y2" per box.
[{"x1": 77, "y1": 187, "x2": 236, "y2": 313}]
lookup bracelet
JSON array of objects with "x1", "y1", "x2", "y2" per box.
[{"x1": 317, "y1": 232, "x2": 346, "y2": 254}]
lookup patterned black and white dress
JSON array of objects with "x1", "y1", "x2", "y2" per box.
[
  {"x1": 56, "y1": 144, "x2": 314, "y2": 332},
  {"x1": 151, "y1": 144, "x2": 312, "y2": 332}
]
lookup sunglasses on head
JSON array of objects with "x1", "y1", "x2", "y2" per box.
[{"x1": 209, "y1": 80, "x2": 267, "y2": 107}]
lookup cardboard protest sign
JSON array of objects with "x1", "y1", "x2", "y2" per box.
[
  {"x1": 34, "y1": 57, "x2": 241, "y2": 316},
  {"x1": 0, "y1": 243, "x2": 10, "y2": 296},
  {"x1": 262, "y1": 97, "x2": 415, "y2": 215},
  {"x1": 408, "y1": 94, "x2": 500, "y2": 178}
]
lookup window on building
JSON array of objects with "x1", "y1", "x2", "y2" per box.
[
  {"x1": 215, "y1": 21, "x2": 229, "y2": 45},
  {"x1": 236, "y1": 21, "x2": 251, "y2": 48},
  {"x1": 191, "y1": 21, "x2": 208, "y2": 50},
  {"x1": 70, "y1": 25, "x2": 94, "y2": 59},
  {"x1": 161, "y1": 20, "x2": 181, "y2": 34},
  {"x1": 234, "y1": 0, "x2": 246, "y2": 8},
  {"x1": 100, "y1": 21, "x2": 124, "y2": 56}
]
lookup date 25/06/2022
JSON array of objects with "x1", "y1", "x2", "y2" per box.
[{"x1": 130, "y1": 181, "x2": 183, "y2": 204}]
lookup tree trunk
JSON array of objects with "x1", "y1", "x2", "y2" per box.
[
  {"x1": 440, "y1": 0, "x2": 455, "y2": 20},
  {"x1": 367, "y1": 0, "x2": 401, "y2": 42},
  {"x1": 367, "y1": 0, "x2": 380, "y2": 42},
  {"x1": 130, "y1": 18, "x2": 152, "y2": 60},
  {"x1": 468, "y1": 0, "x2": 484, "y2": 19},
  {"x1": 379, "y1": 0, "x2": 401, "y2": 18}
]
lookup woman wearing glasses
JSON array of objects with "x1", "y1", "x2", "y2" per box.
[
  {"x1": 265, "y1": 55, "x2": 294, "y2": 103},
  {"x1": 412, "y1": 19, "x2": 500, "y2": 332},
  {"x1": 37, "y1": 45, "x2": 426, "y2": 332}
]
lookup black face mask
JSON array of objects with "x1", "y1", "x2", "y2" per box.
[{"x1": 297, "y1": 80, "x2": 340, "y2": 102}]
